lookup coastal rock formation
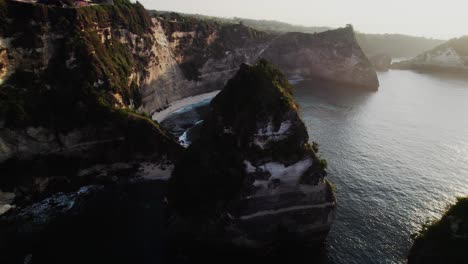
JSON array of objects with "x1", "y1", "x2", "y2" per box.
[
  {"x1": 369, "y1": 54, "x2": 392, "y2": 71},
  {"x1": 0, "y1": 0, "x2": 345, "y2": 262},
  {"x1": 0, "y1": 0, "x2": 377, "y2": 203},
  {"x1": 408, "y1": 197, "x2": 468, "y2": 264},
  {"x1": 142, "y1": 14, "x2": 271, "y2": 114},
  {"x1": 0, "y1": 0, "x2": 181, "y2": 210},
  {"x1": 262, "y1": 26, "x2": 380, "y2": 90},
  {"x1": 169, "y1": 60, "x2": 336, "y2": 248},
  {"x1": 393, "y1": 37, "x2": 468, "y2": 74},
  {"x1": 149, "y1": 13, "x2": 379, "y2": 114}
]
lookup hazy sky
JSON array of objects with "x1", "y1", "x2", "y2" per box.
[{"x1": 138, "y1": 0, "x2": 467, "y2": 39}]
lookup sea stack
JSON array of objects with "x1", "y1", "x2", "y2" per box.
[{"x1": 168, "y1": 60, "x2": 336, "y2": 248}]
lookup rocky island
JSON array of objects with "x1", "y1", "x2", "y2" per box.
[
  {"x1": 168, "y1": 60, "x2": 335, "y2": 251},
  {"x1": 393, "y1": 36, "x2": 468, "y2": 75}
]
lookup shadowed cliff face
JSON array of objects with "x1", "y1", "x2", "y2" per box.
[
  {"x1": 261, "y1": 27, "x2": 380, "y2": 90},
  {"x1": 169, "y1": 60, "x2": 335, "y2": 248}
]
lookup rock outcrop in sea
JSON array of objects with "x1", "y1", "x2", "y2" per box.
[
  {"x1": 168, "y1": 60, "x2": 336, "y2": 249},
  {"x1": 393, "y1": 36, "x2": 468, "y2": 75}
]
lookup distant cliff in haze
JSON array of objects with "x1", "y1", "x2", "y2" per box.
[
  {"x1": 393, "y1": 36, "x2": 468, "y2": 74},
  {"x1": 150, "y1": 11, "x2": 444, "y2": 59}
]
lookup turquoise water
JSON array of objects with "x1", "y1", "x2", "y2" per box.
[{"x1": 295, "y1": 70, "x2": 468, "y2": 263}]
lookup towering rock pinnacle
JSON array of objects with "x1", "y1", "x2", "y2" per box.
[{"x1": 169, "y1": 60, "x2": 336, "y2": 247}]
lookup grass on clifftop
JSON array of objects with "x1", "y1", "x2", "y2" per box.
[{"x1": 212, "y1": 59, "x2": 296, "y2": 125}]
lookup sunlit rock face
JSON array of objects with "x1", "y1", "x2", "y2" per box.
[
  {"x1": 0, "y1": 0, "x2": 182, "y2": 207},
  {"x1": 169, "y1": 60, "x2": 336, "y2": 247},
  {"x1": 0, "y1": 48, "x2": 7, "y2": 84},
  {"x1": 142, "y1": 13, "x2": 271, "y2": 113},
  {"x1": 261, "y1": 26, "x2": 380, "y2": 90},
  {"x1": 149, "y1": 14, "x2": 380, "y2": 114},
  {"x1": 393, "y1": 37, "x2": 468, "y2": 74}
]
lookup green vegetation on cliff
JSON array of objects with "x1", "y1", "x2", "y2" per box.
[
  {"x1": 169, "y1": 60, "x2": 327, "y2": 215},
  {"x1": 409, "y1": 197, "x2": 468, "y2": 264},
  {"x1": 0, "y1": 0, "x2": 182, "y2": 196},
  {"x1": 0, "y1": 0, "x2": 154, "y2": 130}
]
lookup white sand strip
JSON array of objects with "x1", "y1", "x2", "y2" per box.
[{"x1": 152, "y1": 90, "x2": 220, "y2": 122}]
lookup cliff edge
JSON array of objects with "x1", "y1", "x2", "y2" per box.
[{"x1": 262, "y1": 26, "x2": 380, "y2": 90}]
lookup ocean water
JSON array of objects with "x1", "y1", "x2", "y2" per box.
[
  {"x1": 161, "y1": 69, "x2": 468, "y2": 263},
  {"x1": 295, "y1": 70, "x2": 468, "y2": 263}
]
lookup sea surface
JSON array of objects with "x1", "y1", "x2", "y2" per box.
[{"x1": 162, "y1": 69, "x2": 468, "y2": 263}]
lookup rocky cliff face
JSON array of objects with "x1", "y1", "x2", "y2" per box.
[
  {"x1": 168, "y1": 60, "x2": 335, "y2": 248},
  {"x1": 393, "y1": 37, "x2": 468, "y2": 74},
  {"x1": 145, "y1": 14, "x2": 379, "y2": 115},
  {"x1": 142, "y1": 12, "x2": 272, "y2": 114},
  {"x1": 0, "y1": 0, "x2": 182, "y2": 210},
  {"x1": 262, "y1": 26, "x2": 380, "y2": 90},
  {"x1": 0, "y1": 2, "x2": 344, "y2": 261}
]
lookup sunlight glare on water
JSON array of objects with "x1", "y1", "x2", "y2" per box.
[{"x1": 294, "y1": 70, "x2": 468, "y2": 263}]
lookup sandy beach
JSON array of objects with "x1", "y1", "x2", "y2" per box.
[{"x1": 152, "y1": 90, "x2": 220, "y2": 122}]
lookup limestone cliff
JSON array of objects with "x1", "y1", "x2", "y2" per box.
[
  {"x1": 168, "y1": 60, "x2": 336, "y2": 248},
  {"x1": 152, "y1": 15, "x2": 379, "y2": 104},
  {"x1": 142, "y1": 12, "x2": 272, "y2": 114},
  {"x1": 393, "y1": 36, "x2": 468, "y2": 74},
  {"x1": 0, "y1": 0, "x2": 365, "y2": 221},
  {"x1": 0, "y1": 0, "x2": 181, "y2": 207},
  {"x1": 262, "y1": 26, "x2": 380, "y2": 90}
]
